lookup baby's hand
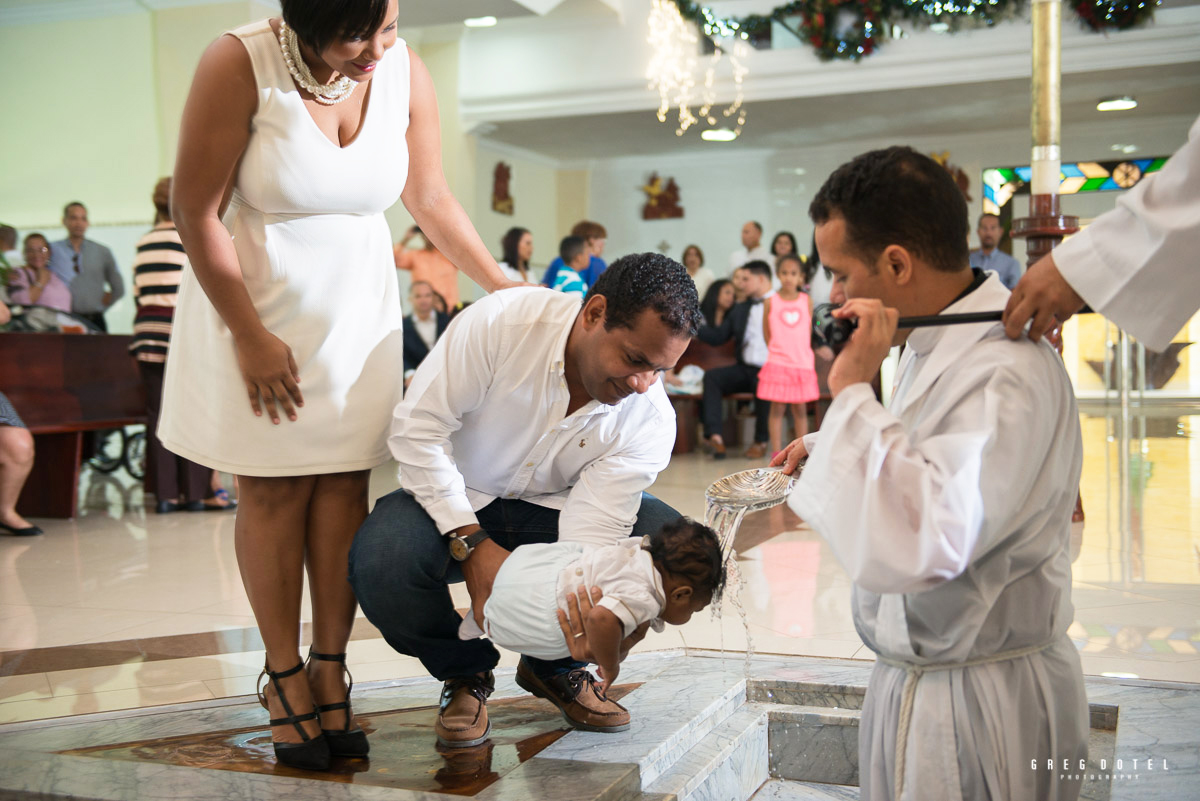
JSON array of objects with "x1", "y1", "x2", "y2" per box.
[{"x1": 596, "y1": 663, "x2": 620, "y2": 695}]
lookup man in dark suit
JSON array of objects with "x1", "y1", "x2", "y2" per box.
[
  {"x1": 403, "y1": 281, "x2": 450, "y2": 389},
  {"x1": 697, "y1": 260, "x2": 774, "y2": 459}
]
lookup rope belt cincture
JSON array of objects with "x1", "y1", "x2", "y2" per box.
[{"x1": 876, "y1": 638, "x2": 1058, "y2": 799}]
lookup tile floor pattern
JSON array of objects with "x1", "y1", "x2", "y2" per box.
[{"x1": 1, "y1": 407, "x2": 1198, "y2": 725}]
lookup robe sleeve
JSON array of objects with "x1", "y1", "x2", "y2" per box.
[
  {"x1": 1053, "y1": 114, "x2": 1200, "y2": 352},
  {"x1": 787, "y1": 352, "x2": 1067, "y2": 596}
]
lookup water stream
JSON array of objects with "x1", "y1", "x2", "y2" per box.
[{"x1": 702, "y1": 467, "x2": 800, "y2": 676}]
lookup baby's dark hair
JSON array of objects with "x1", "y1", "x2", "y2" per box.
[{"x1": 645, "y1": 517, "x2": 725, "y2": 600}]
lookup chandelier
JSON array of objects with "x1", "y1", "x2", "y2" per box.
[{"x1": 647, "y1": 0, "x2": 748, "y2": 138}]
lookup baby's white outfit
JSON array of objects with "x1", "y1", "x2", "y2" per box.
[{"x1": 459, "y1": 537, "x2": 666, "y2": 660}]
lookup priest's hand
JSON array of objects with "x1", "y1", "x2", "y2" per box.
[
  {"x1": 770, "y1": 437, "x2": 809, "y2": 475},
  {"x1": 1003, "y1": 252, "x2": 1084, "y2": 342},
  {"x1": 827, "y1": 298, "x2": 898, "y2": 397}
]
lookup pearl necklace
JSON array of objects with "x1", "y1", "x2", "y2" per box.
[{"x1": 278, "y1": 21, "x2": 358, "y2": 106}]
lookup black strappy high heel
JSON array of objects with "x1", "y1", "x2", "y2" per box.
[
  {"x1": 307, "y1": 649, "x2": 370, "y2": 757},
  {"x1": 257, "y1": 660, "x2": 330, "y2": 770}
]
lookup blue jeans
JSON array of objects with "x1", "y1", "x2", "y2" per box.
[{"x1": 347, "y1": 490, "x2": 680, "y2": 681}]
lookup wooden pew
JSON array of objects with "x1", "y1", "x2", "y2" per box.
[
  {"x1": 0, "y1": 333, "x2": 146, "y2": 518},
  {"x1": 666, "y1": 338, "x2": 833, "y2": 455}
]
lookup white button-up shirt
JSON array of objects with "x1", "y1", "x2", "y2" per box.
[{"x1": 390, "y1": 287, "x2": 677, "y2": 547}]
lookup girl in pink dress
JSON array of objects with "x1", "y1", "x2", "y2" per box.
[{"x1": 757, "y1": 254, "x2": 819, "y2": 457}]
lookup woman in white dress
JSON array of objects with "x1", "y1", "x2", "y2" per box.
[
  {"x1": 497, "y1": 226, "x2": 533, "y2": 283},
  {"x1": 162, "y1": 0, "x2": 514, "y2": 770}
]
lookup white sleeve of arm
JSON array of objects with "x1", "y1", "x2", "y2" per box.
[
  {"x1": 388, "y1": 305, "x2": 499, "y2": 534},
  {"x1": 1054, "y1": 115, "x2": 1200, "y2": 352},
  {"x1": 786, "y1": 369, "x2": 1054, "y2": 595},
  {"x1": 557, "y1": 423, "x2": 675, "y2": 548}
]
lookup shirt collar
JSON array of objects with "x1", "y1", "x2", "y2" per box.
[{"x1": 905, "y1": 268, "x2": 997, "y2": 356}]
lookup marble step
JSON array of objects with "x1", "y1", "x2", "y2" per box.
[
  {"x1": 767, "y1": 705, "x2": 860, "y2": 786},
  {"x1": 643, "y1": 705, "x2": 771, "y2": 801},
  {"x1": 751, "y1": 779, "x2": 861, "y2": 800}
]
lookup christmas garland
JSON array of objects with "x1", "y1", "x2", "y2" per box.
[{"x1": 669, "y1": 0, "x2": 1160, "y2": 61}]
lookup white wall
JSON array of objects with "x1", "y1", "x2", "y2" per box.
[{"x1": 584, "y1": 113, "x2": 1197, "y2": 274}]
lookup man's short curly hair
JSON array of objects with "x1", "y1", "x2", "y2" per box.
[{"x1": 584, "y1": 252, "x2": 703, "y2": 338}]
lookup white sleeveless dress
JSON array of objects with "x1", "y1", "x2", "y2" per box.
[{"x1": 160, "y1": 20, "x2": 409, "y2": 476}]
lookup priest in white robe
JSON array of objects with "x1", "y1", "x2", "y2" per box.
[
  {"x1": 775, "y1": 146, "x2": 1088, "y2": 801},
  {"x1": 1005, "y1": 113, "x2": 1200, "y2": 350}
]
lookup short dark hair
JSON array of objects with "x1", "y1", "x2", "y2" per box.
[
  {"x1": 741, "y1": 260, "x2": 772, "y2": 282},
  {"x1": 559, "y1": 235, "x2": 586, "y2": 265},
  {"x1": 810, "y1": 146, "x2": 969, "y2": 273},
  {"x1": 585, "y1": 252, "x2": 703, "y2": 338},
  {"x1": 977, "y1": 212, "x2": 1001, "y2": 227},
  {"x1": 0, "y1": 224, "x2": 16, "y2": 248},
  {"x1": 644, "y1": 517, "x2": 725, "y2": 601},
  {"x1": 63, "y1": 202, "x2": 86, "y2": 217},
  {"x1": 280, "y1": 0, "x2": 390, "y2": 54},
  {"x1": 501, "y1": 227, "x2": 530, "y2": 268},
  {"x1": 748, "y1": 221, "x2": 763, "y2": 234},
  {"x1": 23, "y1": 232, "x2": 50, "y2": 251}
]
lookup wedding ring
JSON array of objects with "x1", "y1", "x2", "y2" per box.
[{"x1": 573, "y1": 632, "x2": 584, "y2": 639}]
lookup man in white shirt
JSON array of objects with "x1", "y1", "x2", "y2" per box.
[
  {"x1": 1004, "y1": 113, "x2": 1200, "y2": 351},
  {"x1": 729, "y1": 220, "x2": 772, "y2": 275},
  {"x1": 349, "y1": 253, "x2": 701, "y2": 749},
  {"x1": 697, "y1": 260, "x2": 774, "y2": 459},
  {"x1": 402, "y1": 281, "x2": 450, "y2": 389},
  {"x1": 774, "y1": 147, "x2": 1087, "y2": 801}
]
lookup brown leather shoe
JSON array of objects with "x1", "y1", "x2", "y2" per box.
[
  {"x1": 435, "y1": 672, "x2": 494, "y2": 748},
  {"x1": 744, "y1": 442, "x2": 767, "y2": 459},
  {"x1": 515, "y1": 660, "x2": 630, "y2": 733},
  {"x1": 707, "y1": 434, "x2": 727, "y2": 460}
]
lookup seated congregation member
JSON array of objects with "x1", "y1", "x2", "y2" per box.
[
  {"x1": 681, "y1": 244, "x2": 715, "y2": 298},
  {"x1": 696, "y1": 260, "x2": 774, "y2": 459},
  {"x1": 540, "y1": 220, "x2": 607, "y2": 288},
  {"x1": 402, "y1": 280, "x2": 449, "y2": 388},
  {"x1": 0, "y1": 389, "x2": 39, "y2": 537},
  {"x1": 497, "y1": 227, "x2": 533, "y2": 283},
  {"x1": 349, "y1": 253, "x2": 700, "y2": 748},
  {"x1": 551, "y1": 236, "x2": 589, "y2": 299},
  {"x1": 395, "y1": 224, "x2": 461, "y2": 311},
  {"x1": 7, "y1": 234, "x2": 72, "y2": 312},
  {"x1": 131, "y1": 178, "x2": 234, "y2": 514},
  {"x1": 461, "y1": 518, "x2": 723, "y2": 703},
  {"x1": 774, "y1": 146, "x2": 1087, "y2": 801},
  {"x1": 699, "y1": 279, "x2": 734, "y2": 328}
]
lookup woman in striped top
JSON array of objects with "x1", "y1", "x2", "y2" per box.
[{"x1": 132, "y1": 178, "x2": 235, "y2": 514}]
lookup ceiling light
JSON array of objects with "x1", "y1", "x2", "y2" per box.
[
  {"x1": 464, "y1": 16, "x2": 497, "y2": 28},
  {"x1": 1096, "y1": 96, "x2": 1137, "y2": 112},
  {"x1": 701, "y1": 128, "x2": 738, "y2": 142},
  {"x1": 1110, "y1": 144, "x2": 1138, "y2": 154}
]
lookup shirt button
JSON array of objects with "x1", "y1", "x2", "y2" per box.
[
  {"x1": 576, "y1": 568, "x2": 583, "y2": 576},
  {"x1": 526, "y1": 462, "x2": 533, "y2": 467}
]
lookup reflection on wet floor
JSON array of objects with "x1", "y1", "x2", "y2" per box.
[{"x1": 62, "y1": 685, "x2": 637, "y2": 795}]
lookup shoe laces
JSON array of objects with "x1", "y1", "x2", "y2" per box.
[
  {"x1": 564, "y1": 668, "x2": 607, "y2": 702},
  {"x1": 442, "y1": 673, "x2": 494, "y2": 708}
]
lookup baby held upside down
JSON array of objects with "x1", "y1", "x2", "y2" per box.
[{"x1": 459, "y1": 517, "x2": 725, "y2": 693}]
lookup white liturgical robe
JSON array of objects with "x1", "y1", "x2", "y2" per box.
[
  {"x1": 1053, "y1": 113, "x2": 1200, "y2": 353},
  {"x1": 789, "y1": 274, "x2": 1088, "y2": 801}
]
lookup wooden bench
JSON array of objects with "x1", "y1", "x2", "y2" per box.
[
  {"x1": 666, "y1": 338, "x2": 833, "y2": 455},
  {"x1": 0, "y1": 333, "x2": 147, "y2": 518}
]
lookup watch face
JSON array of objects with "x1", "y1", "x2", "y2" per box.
[{"x1": 449, "y1": 536, "x2": 469, "y2": 561}]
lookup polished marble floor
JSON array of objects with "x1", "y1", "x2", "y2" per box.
[{"x1": 1, "y1": 406, "x2": 1197, "y2": 725}]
